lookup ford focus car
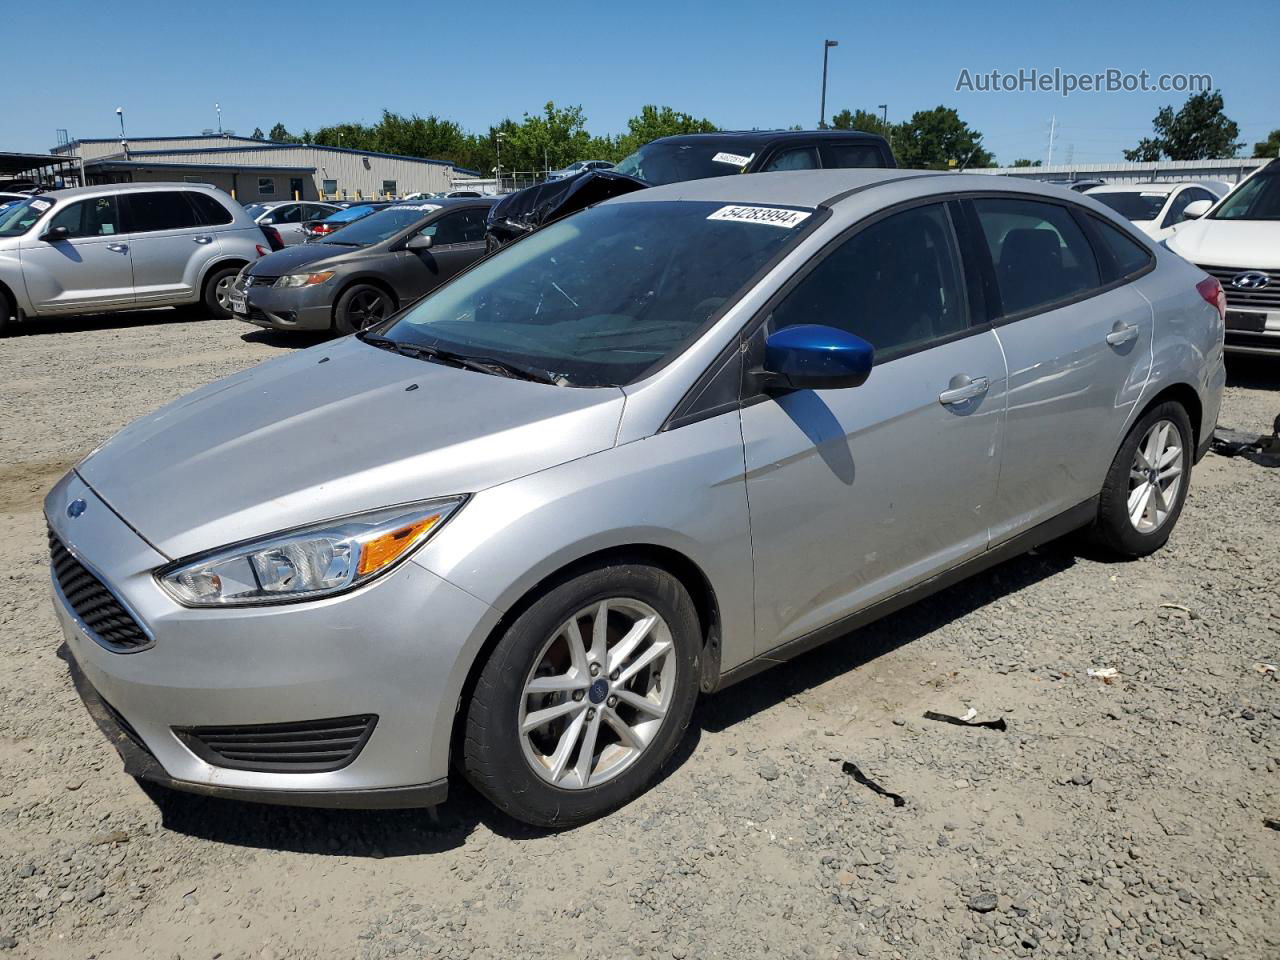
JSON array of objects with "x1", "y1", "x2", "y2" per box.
[{"x1": 47, "y1": 170, "x2": 1225, "y2": 827}]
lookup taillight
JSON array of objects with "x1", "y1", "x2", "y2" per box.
[
  {"x1": 255, "y1": 244, "x2": 268, "y2": 257},
  {"x1": 1196, "y1": 276, "x2": 1226, "y2": 322}
]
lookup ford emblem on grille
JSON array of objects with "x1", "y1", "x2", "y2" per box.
[
  {"x1": 1231, "y1": 271, "x2": 1270, "y2": 290},
  {"x1": 67, "y1": 498, "x2": 87, "y2": 519}
]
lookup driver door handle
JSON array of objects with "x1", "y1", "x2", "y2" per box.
[
  {"x1": 193, "y1": 235, "x2": 214, "y2": 244},
  {"x1": 1106, "y1": 322, "x2": 1139, "y2": 347},
  {"x1": 105, "y1": 243, "x2": 129, "y2": 253},
  {"x1": 939, "y1": 375, "x2": 990, "y2": 405}
]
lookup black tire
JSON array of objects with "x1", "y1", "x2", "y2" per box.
[
  {"x1": 1092, "y1": 401, "x2": 1194, "y2": 557},
  {"x1": 461, "y1": 563, "x2": 701, "y2": 828},
  {"x1": 333, "y1": 283, "x2": 394, "y2": 335},
  {"x1": 0, "y1": 287, "x2": 12, "y2": 337},
  {"x1": 201, "y1": 265, "x2": 241, "y2": 319}
]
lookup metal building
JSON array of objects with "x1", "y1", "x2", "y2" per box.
[{"x1": 50, "y1": 135, "x2": 476, "y2": 202}]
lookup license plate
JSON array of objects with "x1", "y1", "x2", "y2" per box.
[
  {"x1": 228, "y1": 294, "x2": 247, "y2": 315},
  {"x1": 1225, "y1": 310, "x2": 1266, "y2": 332}
]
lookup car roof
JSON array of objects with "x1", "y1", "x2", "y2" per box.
[
  {"x1": 655, "y1": 130, "x2": 888, "y2": 147},
  {"x1": 28, "y1": 181, "x2": 227, "y2": 200}
]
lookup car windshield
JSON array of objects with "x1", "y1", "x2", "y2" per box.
[
  {"x1": 611, "y1": 140, "x2": 758, "y2": 186},
  {"x1": 0, "y1": 195, "x2": 53, "y2": 237},
  {"x1": 377, "y1": 200, "x2": 813, "y2": 387},
  {"x1": 1090, "y1": 191, "x2": 1168, "y2": 222},
  {"x1": 320, "y1": 206, "x2": 432, "y2": 246},
  {"x1": 1211, "y1": 170, "x2": 1280, "y2": 221}
]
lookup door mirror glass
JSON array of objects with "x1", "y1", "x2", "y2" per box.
[
  {"x1": 761, "y1": 324, "x2": 874, "y2": 391},
  {"x1": 40, "y1": 225, "x2": 70, "y2": 242},
  {"x1": 405, "y1": 234, "x2": 432, "y2": 251},
  {"x1": 1181, "y1": 199, "x2": 1212, "y2": 221},
  {"x1": 259, "y1": 216, "x2": 275, "y2": 225}
]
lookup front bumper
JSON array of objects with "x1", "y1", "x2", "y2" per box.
[
  {"x1": 1223, "y1": 311, "x2": 1280, "y2": 355},
  {"x1": 45, "y1": 471, "x2": 499, "y2": 809},
  {"x1": 234, "y1": 276, "x2": 337, "y2": 332}
]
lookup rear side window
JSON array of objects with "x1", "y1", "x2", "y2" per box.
[
  {"x1": 46, "y1": 196, "x2": 122, "y2": 238},
  {"x1": 819, "y1": 142, "x2": 887, "y2": 169},
  {"x1": 769, "y1": 202, "x2": 968, "y2": 363},
  {"x1": 972, "y1": 197, "x2": 1101, "y2": 318},
  {"x1": 762, "y1": 147, "x2": 819, "y2": 172},
  {"x1": 1090, "y1": 216, "x2": 1154, "y2": 280},
  {"x1": 123, "y1": 191, "x2": 199, "y2": 232},
  {"x1": 186, "y1": 191, "x2": 233, "y2": 226}
]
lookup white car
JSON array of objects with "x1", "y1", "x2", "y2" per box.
[
  {"x1": 1086, "y1": 181, "x2": 1228, "y2": 242},
  {"x1": 546, "y1": 160, "x2": 615, "y2": 181},
  {"x1": 1164, "y1": 161, "x2": 1280, "y2": 356}
]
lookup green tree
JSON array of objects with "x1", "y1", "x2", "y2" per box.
[
  {"x1": 501, "y1": 102, "x2": 594, "y2": 172},
  {"x1": 830, "y1": 108, "x2": 888, "y2": 137},
  {"x1": 1254, "y1": 129, "x2": 1280, "y2": 159},
  {"x1": 615, "y1": 105, "x2": 717, "y2": 157},
  {"x1": 892, "y1": 106, "x2": 993, "y2": 169},
  {"x1": 1124, "y1": 90, "x2": 1242, "y2": 161},
  {"x1": 267, "y1": 123, "x2": 297, "y2": 143},
  {"x1": 1011, "y1": 158, "x2": 1042, "y2": 167},
  {"x1": 250, "y1": 127, "x2": 265, "y2": 140}
]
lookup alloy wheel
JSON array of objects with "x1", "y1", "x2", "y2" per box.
[
  {"x1": 1127, "y1": 419, "x2": 1183, "y2": 533},
  {"x1": 348, "y1": 290, "x2": 388, "y2": 330},
  {"x1": 518, "y1": 598, "x2": 676, "y2": 790},
  {"x1": 214, "y1": 275, "x2": 236, "y2": 311}
]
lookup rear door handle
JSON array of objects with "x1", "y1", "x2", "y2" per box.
[
  {"x1": 939, "y1": 375, "x2": 990, "y2": 405},
  {"x1": 193, "y1": 235, "x2": 214, "y2": 244},
  {"x1": 105, "y1": 243, "x2": 128, "y2": 253},
  {"x1": 1106, "y1": 322, "x2": 1139, "y2": 346}
]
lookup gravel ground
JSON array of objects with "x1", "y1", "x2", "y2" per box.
[{"x1": 1, "y1": 308, "x2": 1277, "y2": 960}]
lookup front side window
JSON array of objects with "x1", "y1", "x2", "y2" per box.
[
  {"x1": 1161, "y1": 189, "x2": 1197, "y2": 228},
  {"x1": 382, "y1": 200, "x2": 811, "y2": 386},
  {"x1": 423, "y1": 208, "x2": 487, "y2": 245},
  {"x1": 258, "y1": 177, "x2": 276, "y2": 196},
  {"x1": 1211, "y1": 170, "x2": 1280, "y2": 220},
  {"x1": 47, "y1": 196, "x2": 122, "y2": 238},
  {"x1": 762, "y1": 147, "x2": 819, "y2": 172},
  {"x1": 769, "y1": 203, "x2": 967, "y2": 363},
  {"x1": 819, "y1": 142, "x2": 886, "y2": 169},
  {"x1": 972, "y1": 197, "x2": 1101, "y2": 318},
  {"x1": 269, "y1": 204, "x2": 302, "y2": 224},
  {"x1": 0, "y1": 196, "x2": 55, "y2": 237},
  {"x1": 123, "y1": 191, "x2": 200, "y2": 233},
  {"x1": 1090, "y1": 190, "x2": 1168, "y2": 222}
]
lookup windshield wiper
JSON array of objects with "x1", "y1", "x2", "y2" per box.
[{"x1": 358, "y1": 333, "x2": 562, "y2": 385}]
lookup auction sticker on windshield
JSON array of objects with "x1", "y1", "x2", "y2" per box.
[
  {"x1": 711, "y1": 152, "x2": 753, "y2": 167},
  {"x1": 707, "y1": 205, "x2": 812, "y2": 228}
]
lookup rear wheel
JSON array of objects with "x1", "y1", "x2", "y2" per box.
[
  {"x1": 334, "y1": 284, "x2": 394, "y2": 335},
  {"x1": 0, "y1": 287, "x2": 12, "y2": 337},
  {"x1": 1093, "y1": 401, "x2": 1193, "y2": 557},
  {"x1": 461, "y1": 563, "x2": 701, "y2": 828},
  {"x1": 202, "y1": 266, "x2": 241, "y2": 319}
]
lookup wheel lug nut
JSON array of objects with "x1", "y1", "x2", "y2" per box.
[
  {"x1": 572, "y1": 690, "x2": 585, "y2": 701},
  {"x1": 589, "y1": 663, "x2": 601, "y2": 676},
  {"x1": 606, "y1": 695, "x2": 617, "y2": 708},
  {"x1": 586, "y1": 708, "x2": 596, "y2": 720},
  {"x1": 609, "y1": 669, "x2": 619, "y2": 681}
]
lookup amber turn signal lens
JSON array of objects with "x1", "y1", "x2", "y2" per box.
[{"x1": 356, "y1": 515, "x2": 441, "y2": 576}]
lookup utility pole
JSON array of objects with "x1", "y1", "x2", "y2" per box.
[
  {"x1": 1046, "y1": 115, "x2": 1057, "y2": 167},
  {"x1": 216, "y1": 102, "x2": 222, "y2": 135},
  {"x1": 116, "y1": 107, "x2": 128, "y2": 159},
  {"x1": 819, "y1": 39, "x2": 839, "y2": 129}
]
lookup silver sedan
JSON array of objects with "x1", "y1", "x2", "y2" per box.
[{"x1": 47, "y1": 170, "x2": 1225, "y2": 827}]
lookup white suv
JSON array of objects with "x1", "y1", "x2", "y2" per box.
[
  {"x1": 0, "y1": 182, "x2": 267, "y2": 335},
  {"x1": 1165, "y1": 160, "x2": 1280, "y2": 356}
]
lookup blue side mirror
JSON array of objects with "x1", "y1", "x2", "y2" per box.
[{"x1": 760, "y1": 324, "x2": 874, "y2": 391}]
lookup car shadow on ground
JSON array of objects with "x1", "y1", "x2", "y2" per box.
[
  {"x1": 1225, "y1": 355, "x2": 1280, "y2": 392},
  {"x1": 147, "y1": 546, "x2": 1073, "y2": 855},
  {"x1": 239, "y1": 328, "x2": 334, "y2": 350},
  {"x1": 11, "y1": 307, "x2": 203, "y2": 336}
]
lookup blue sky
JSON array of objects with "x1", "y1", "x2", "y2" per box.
[{"x1": 7, "y1": 0, "x2": 1276, "y2": 164}]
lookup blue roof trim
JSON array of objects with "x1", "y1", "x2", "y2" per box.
[
  {"x1": 88, "y1": 143, "x2": 458, "y2": 169},
  {"x1": 87, "y1": 159, "x2": 317, "y2": 173}
]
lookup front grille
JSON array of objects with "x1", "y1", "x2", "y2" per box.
[
  {"x1": 175, "y1": 715, "x2": 377, "y2": 773},
  {"x1": 1223, "y1": 331, "x2": 1280, "y2": 352},
  {"x1": 248, "y1": 275, "x2": 280, "y2": 288},
  {"x1": 1199, "y1": 265, "x2": 1280, "y2": 310},
  {"x1": 49, "y1": 529, "x2": 152, "y2": 652}
]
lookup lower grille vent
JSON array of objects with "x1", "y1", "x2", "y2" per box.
[{"x1": 175, "y1": 715, "x2": 377, "y2": 773}]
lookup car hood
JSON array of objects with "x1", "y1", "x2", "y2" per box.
[
  {"x1": 247, "y1": 243, "x2": 356, "y2": 276},
  {"x1": 76, "y1": 336, "x2": 626, "y2": 560},
  {"x1": 1166, "y1": 218, "x2": 1280, "y2": 268}
]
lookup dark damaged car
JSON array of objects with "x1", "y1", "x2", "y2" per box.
[
  {"x1": 231, "y1": 198, "x2": 494, "y2": 334},
  {"x1": 486, "y1": 129, "x2": 895, "y2": 248}
]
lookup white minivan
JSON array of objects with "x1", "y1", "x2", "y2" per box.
[
  {"x1": 1165, "y1": 160, "x2": 1280, "y2": 355},
  {"x1": 0, "y1": 182, "x2": 267, "y2": 335}
]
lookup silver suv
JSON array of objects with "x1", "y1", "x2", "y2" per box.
[{"x1": 0, "y1": 182, "x2": 267, "y2": 334}]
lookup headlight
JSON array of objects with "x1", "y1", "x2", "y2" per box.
[
  {"x1": 157, "y1": 498, "x2": 465, "y2": 606},
  {"x1": 276, "y1": 271, "x2": 335, "y2": 288}
]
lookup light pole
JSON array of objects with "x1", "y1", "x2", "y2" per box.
[
  {"x1": 819, "y1": 39, "x2": 839, "y2": 129},
  {"x1": 215, "y1": 102, "x2": 222, "y2": 135},
  {"x1": 115, "y1": 107, "x2": 128, "y2": 158},
  {"x1": 878, "y1": 103, "x2": 889, "y2": 148},
  {"x1": 496, "y1": 132, "x2": 505, "y2": 191}
]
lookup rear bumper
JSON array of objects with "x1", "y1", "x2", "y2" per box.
[{"x1": 60, "y1": 643, "x2": 448, "y2": 809}]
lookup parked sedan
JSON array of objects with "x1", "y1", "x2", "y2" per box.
[
  {"x1": 48, "y1": 171, "x2": 1223, "y2": 828},
  {"x1": 230, "y1": 199, "x2": 493, "y2": 333},
  {"x1": 1086, "y1": 181, "x2": 1228, "y2": 242},
  {"x1": 242, "y1": 200, "x2": 343, "y2": 246}
]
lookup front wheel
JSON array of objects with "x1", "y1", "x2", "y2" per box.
[
  {"x1": 202, "y1": 266, "x2": 241, "y2": 319},
  {"x1": 333, "y1": 284, "x2": 394, "y2": 335},
  {"x1": 461, "y1": 563, "x2": 701, "y2": 828},
  {"x1": 1093, "y1": 401, "x2": 1193, "y2": 557}
]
